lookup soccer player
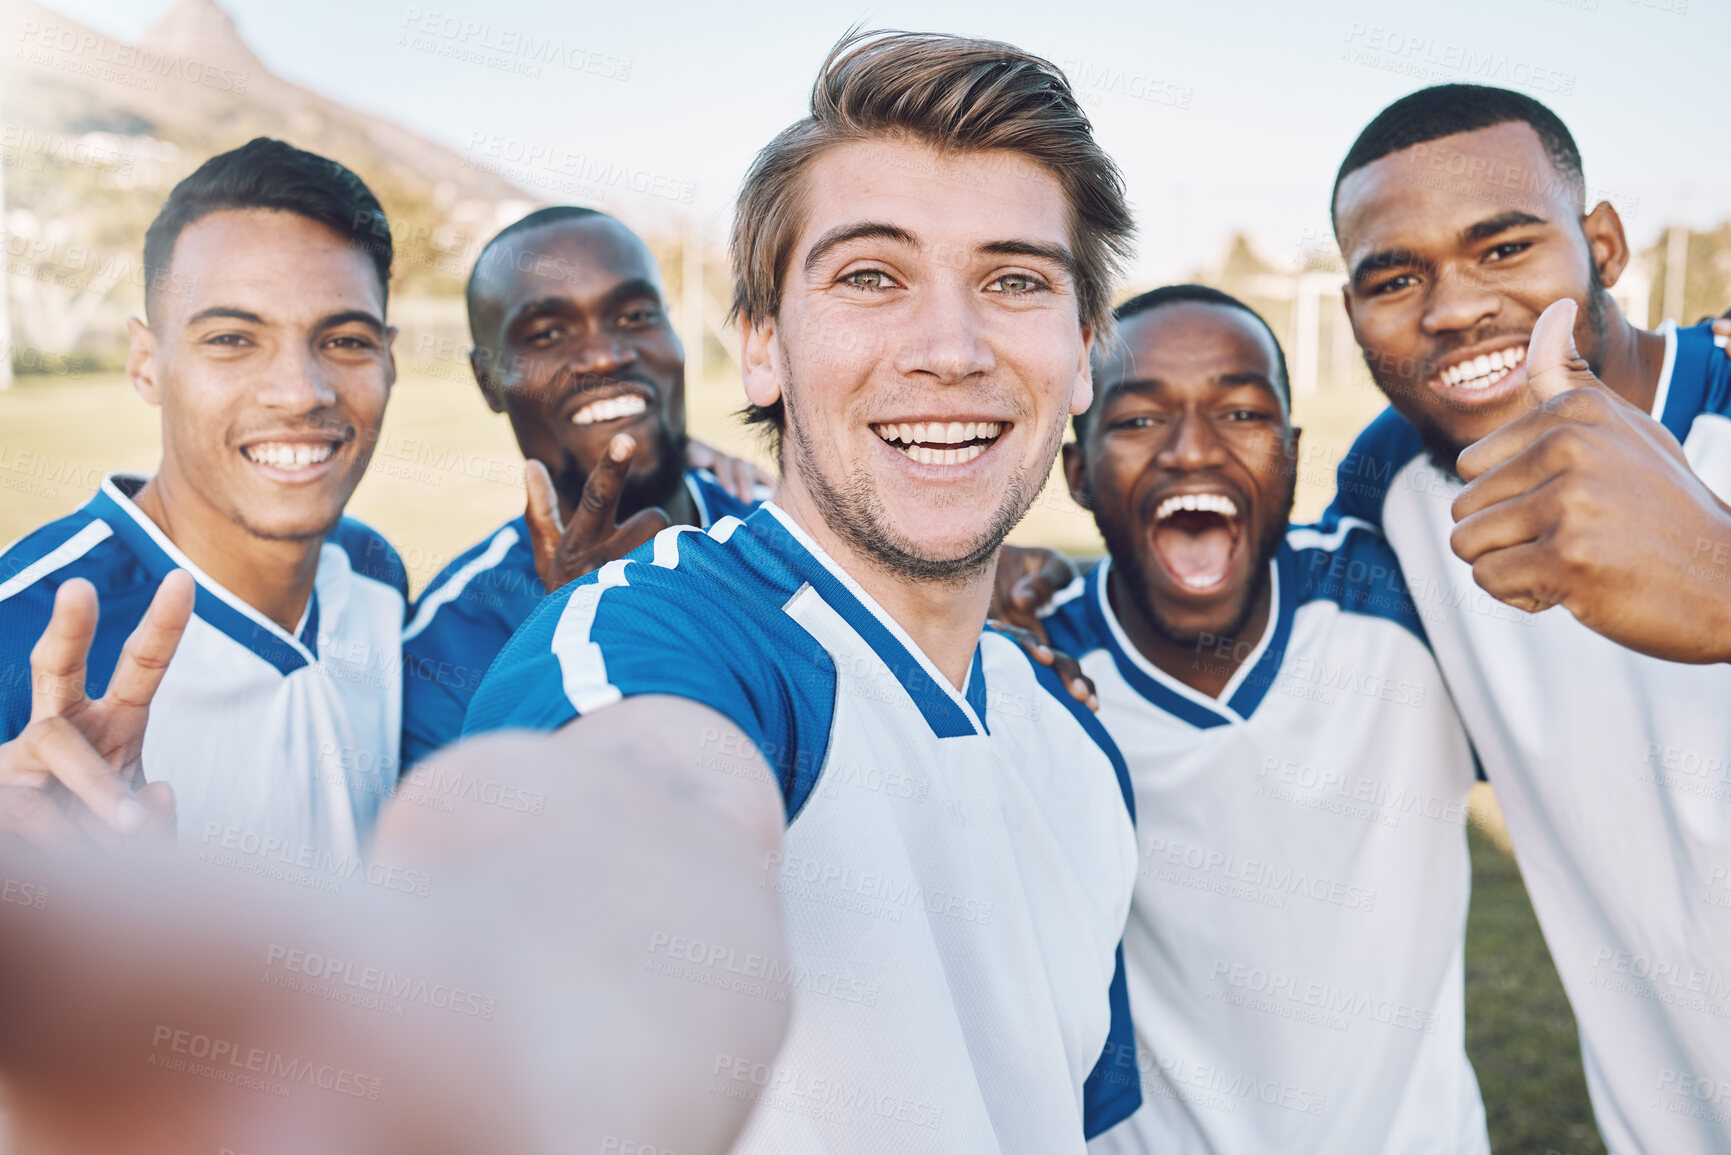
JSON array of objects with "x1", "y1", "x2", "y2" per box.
[
  {"x1": 0, "y1": 139, "x2": 406, "y2": 856},
  {"x1": 400, "y1": 207, "x2": 768, "y2": 767},
  {"x1": 1049, "y1": 286, "x2": 1485, "y2": 1153},
  {"x1": 1330, "y1": 85, "x2": 1731, "y2": 1150},
  {"x1": 434, "y1": 30, "x2": 1142, "y2": 1153}
]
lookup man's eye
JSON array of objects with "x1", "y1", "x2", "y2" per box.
[
  {"x1": 1370, "y1": 273, "x2": 1416, "y2": 296},
  {"x1": 844, "y1": 269, "x2": 893, "y2": 290},
  {"x1": 1224, "y1": 409, "x2": 1268, "y2": 423},
  {"x1": 329, "y1": 335, "x2": 376, "y2": 351},
  {"x1": 989, "y1": 273, "x2": 1046, "y2": 294},
  {"x1": 620, "y1": 308, "x2": 661, "y2": 327},
  {"x1": 205, "y1": 333, "x2": 249, "y2": 347},
  {"x1": 1112, "y1": 415, "x2": 1160, "y2": 430},
  {"x1": 1486, "y1": 241, "x2": 1532, "y2": 262},
  {"x1": 526, "y1": 326, "x2": 564, "y2": 344}
]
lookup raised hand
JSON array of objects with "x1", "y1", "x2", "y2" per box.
[
  {"x1": 986, "y1": 545, "x2": 1096, "y2": 709},
  {"x1": 0, "y1": 571, "x2": 192, "y2": 848},
  {"x1": 1450, "y1": 298, "x2": 1731, "y2": 662},
  {"x1": 524, "y1": 434, "x2": 672, "y2": 593}
]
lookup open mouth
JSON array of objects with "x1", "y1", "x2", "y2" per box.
[
  {"x1": 239, "y1": 441, "x2": 338, "y2": 471},
  {"x1": 871, "y1": 420, "x2": 1005, "y2": 466},
  {"x1": 571, "y1": 393, "x2": 649, "y2": 426},
  {"x1": 1431, "y1": 344, "x2": 1526, "y2": 399},
  {"x1": 1150, "y1": 491, "x2": 1243, "y2": 592}
]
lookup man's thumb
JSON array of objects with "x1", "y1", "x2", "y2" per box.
[{"x1": 1525, "y1": 297, "x2": 1590, "y2": 405}]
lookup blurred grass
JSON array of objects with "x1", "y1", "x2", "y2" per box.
[{"x1": 0, "y1": 368, "x2": 1604, "y2": 1152}]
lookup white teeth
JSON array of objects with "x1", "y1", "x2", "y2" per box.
[
  {"x1": 1155, "y1": 493, "x2": 1239, "y2": 521},
  {"x1": 243, "y1": 442, "x2": 335, "y2": 470},
  {"x1": 571, "y1": 394, "x2": 649, "y2": 425},
  {"x1": 1440, "y1": 346, "x2": 1527, "y2": 392},
  {"x1": 871, "y1": 421, "x2": 1005, "y2": 448}
]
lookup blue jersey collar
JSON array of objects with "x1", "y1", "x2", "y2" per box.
[
  {"x1": 755, "y1": 504, "x2": 990, "y2": 738},
  {"x1": 89, "y1": 474, "x2": 319, "y2": 675},
  {"x1": 1086, "y1": 548, "x2": 1297, "y2": 728}
]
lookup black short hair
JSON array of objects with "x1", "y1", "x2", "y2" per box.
[
  {"x1": 465, "y1": 206, "x2": 607, "y2": 346},
  {"x1": 1074, "y1": 284, "x2": 1290, "y2": 446},
  {"x1": 142, "y1": 137, "x2": 390, "y2": 319},
  {"x1": 1332, "y1": 84, "x2": 1583, "y2": 224}
]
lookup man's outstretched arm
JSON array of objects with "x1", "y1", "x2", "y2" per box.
[{"x1": 0, "y1": 697, "x2": 790, "y2": 1155}]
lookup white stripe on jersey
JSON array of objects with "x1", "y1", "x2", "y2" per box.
[
  {"x1": 1285, "y1": 515, "x2": 1378, "y2": 554},
  {"x1": 0, "y1": 520, "x2": 112, "y2": 602},
  {"x1": 402, "y1": 523, "x2": 519, "y2": 642},
  {"x1": 552, "y1": 558, "x2": 632, "y2": 714}
]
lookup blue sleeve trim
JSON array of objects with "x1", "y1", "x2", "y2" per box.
[
  {"x1": 1022, "y1": 639, "x2": 1135, "y2": 825},
  {"x1": 1288, "y1": 527, "x2": 1429, "y2": 648},
  {"x1": 1324, "y1": 407, "x2": 1425, "y2": 530},
  {"x1": 1082, "y1": 943, "x2": 1141, "y2": 1139},
  {"x1": 464, "y1": 520, "x2": 841, "y2": 823},
  {"x1": 1660, "y1": 321, "x2": 1731, "y2": 441},
  {"x1": 328, "y1": 518, "x2": 409, "y2": 602}
]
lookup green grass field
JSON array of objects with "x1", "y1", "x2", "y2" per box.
[{"x1": 0, "y1": 367, "x2": 1604, "y2": 1151}]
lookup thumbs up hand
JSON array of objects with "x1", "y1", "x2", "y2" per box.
[{"x1": 1449, "y1": 298, "x2": 1731, "y2": 662}]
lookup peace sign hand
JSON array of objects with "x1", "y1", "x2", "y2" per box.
[{"x1": 0, "y1": 571, "x2": 192, "y2": 849}]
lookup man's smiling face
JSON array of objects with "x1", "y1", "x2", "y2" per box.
[
  {"x1": 744, "y1": 137, "x2": 1093, "y2": 583},
  {"x1": 1067, "y1": 301, "x2": 1296, "y2": 645},
  {"x1": 470, "y1": 215, "x2": 689, "y2": 515},
  {"x1": 137, "y1": 208, "x2": 395, "y2": 542},
  {"x1": 1335, "y1": 120, "x2": 1619, "y2": 466}
]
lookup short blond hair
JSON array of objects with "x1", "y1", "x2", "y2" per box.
[{"x1": 729, "y1": 30, "x2": 1135, "y2": 435}]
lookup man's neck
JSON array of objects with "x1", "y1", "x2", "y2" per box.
[
  {"x1": 130, "y1": 466, "x2": 325, "y2": 633},
  {"x1": 1107, "y1": 562, "x2": 1273, "y2": 700},
  {"x1": 774, "y1": 484, "x2": 991, "y2": 692},
  {"x1": 1595, "y1": 299, "x2": 1670, "y2": 416}
]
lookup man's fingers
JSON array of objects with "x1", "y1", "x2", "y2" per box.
[
  {"x1": 1522, "y1": 298, "x2": 1592, "y2": 406},
  {"x1": 523, "y1": 459, "x2": 564, "y2": 589},
  {"x1": 102, "y1": 571, "x2": 194, "y2": 712},
  {"x1": 1007, "y1": 576, "x2": 1054, "y2": 645},
  {"x1": 1050, "y1": 652, "x2": 1100, "y2": 712},
  {"x1": 15, "y1": 717, "x2": 147, "y2": 836},
  {"x1": 611, "y1": 506, "x2": 673, "y2": 558},
  {"x1": 0, "y1": 784, "x2": 85, "y2": 851},
  {"x1": 1712, "y1": 315, "x2": 1731, "y2": 359},
  {"x1": 567, "y1": 434, "x2": 635, "y2": 545},
  {"x1": 1450, "y1": 480, "x2": 1556, "y2": 565},
  {"x1": 1467, "y1": 543, "x2": 1558, "y2": 616},
  {"x1": 28, "y1": 579, "x2": 100, "y2": 719},
  {"x1": 134, "y1": 780, "x2": 178, "y2": 844}
]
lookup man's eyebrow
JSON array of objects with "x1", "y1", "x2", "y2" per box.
[
  {"x1": 318, "y1": 309, "x2": 387, "y2": 336},
  {"x1": 980, "y1": 239, "x2": 1076, "y2": 275},
  {"x1": 599, "y1": 278, "x2": 664, "y2": 311},
  {"x1": 186, "y1": 306, "x2": 266, "y2": 326},
  {"x1": 1459, "y1": 210, "x2": 1546, "y2": 246},
  {"x1": 803, "y1": 222, "x2": 918, "y2": 274}
]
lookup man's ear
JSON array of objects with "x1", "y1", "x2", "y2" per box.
[
  {"x1": 741, "y1": 314, "x2": 783, "y2": 410},
  {"x1": 1061, "y1": 441, "x2": 1090, "y2": 510},
  {"x1": 126, "y1": 317, "x2": 161, "y2": 405},
  {"x1": 1071, "y1": 323, "x2": 1095, "y2": 415},
  {"x1": 471, "y1": 347, "x2": 506, "y2": 414},
  {"x1": 1583, "y1": 200, "x2": 1632, "y2": 290}
]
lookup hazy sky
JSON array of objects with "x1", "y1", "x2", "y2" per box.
[{"x1": 37, "y1": 0, "x2": 1730, "y2": 284}]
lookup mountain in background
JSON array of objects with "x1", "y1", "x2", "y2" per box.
[{"x1": 2, "y1": 0, "x2": 535, "y2": 370}]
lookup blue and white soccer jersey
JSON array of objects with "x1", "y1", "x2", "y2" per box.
[
  {"x1": 464, "y1": 503, "x2": 1140, "y2": 1153},
  {"x1": 0, "y1": 474, "x2": 406, "y2": 861},
  {"x1": 1329, "y1": 319, "x2": 1731, "y2": 1154},
  {"x1": 1046, "y1": 525, "x2": 1487, "y2": 1154},
  {"x1": 400, "y1": 467, "x2": 761, "y2": 768}
]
